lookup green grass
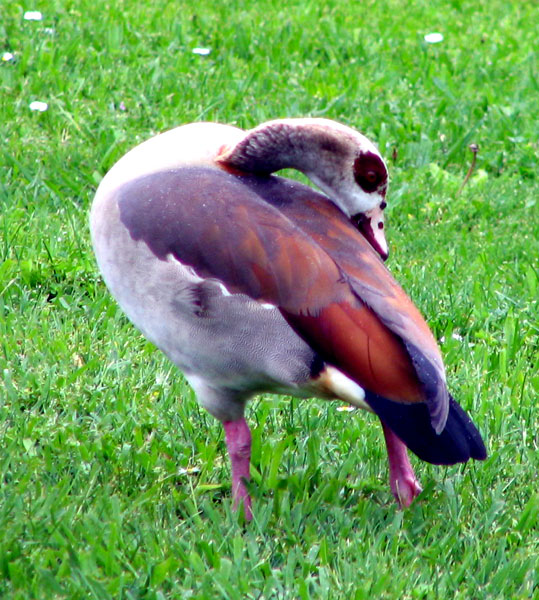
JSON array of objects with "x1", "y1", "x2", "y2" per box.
[{"x1": 1, "y1": 0, "x2": 538, "y2": 598}]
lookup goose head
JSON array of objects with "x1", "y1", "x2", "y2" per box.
[{"x1": 217, "y1": 118, "x2": 389, "y2": 260}]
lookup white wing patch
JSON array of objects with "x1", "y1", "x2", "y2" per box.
[{"x1": 313, "y1": 365, "x2": 372, "y2": 412}]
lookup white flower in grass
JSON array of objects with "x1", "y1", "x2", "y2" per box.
[
  {"x1": 23, "y1": 10, "x2": 43, "y2": 21},
  {"x1": 2, "y1": 52, "x2": 15, "y2": 62},
  {"x1": 192, "y1": 47, "x2": 211, "y2": 56},
  {"x1": 178, "y1": 466, "x2": 201, "y2": 475},
  {"x1": 424, "y1": 32, "x2": 444, "y2": 44},
  {"x1": 440, "y1": 332, "x2": 464, "y2": 344},
  {"x1": 29, "y1": 100, "x2": 48, "y2": 112},
  {"x1": 336, "y1": 405, "x2": 356, "y2": 412}
]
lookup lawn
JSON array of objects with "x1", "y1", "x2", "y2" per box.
[{"x1": 1, "y1": 0, "x2": 538, "y2": 598}]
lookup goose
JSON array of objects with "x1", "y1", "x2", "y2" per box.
[{"x1": 90, "y1": 118, "x2": 486, "y2": 520}]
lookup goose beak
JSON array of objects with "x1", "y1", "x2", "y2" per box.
[{"x1": 353, "y1": 206, "x2": 389, "y2": 261}]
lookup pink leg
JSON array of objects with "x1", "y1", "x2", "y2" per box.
[
  {"x1": 381, "y1": 422, "x2": 422, "y2": 508},
  {"x1": 223, "y1": 418, "x2": 253, "y2": 520}
]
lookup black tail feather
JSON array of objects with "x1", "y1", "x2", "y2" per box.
[{"x1": 366, "y1": 392, "x2": 487, "y2": 465}]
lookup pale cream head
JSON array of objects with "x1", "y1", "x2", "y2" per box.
[{"x1": 217, "y1": 118, "x2": 389, "y2": 259}]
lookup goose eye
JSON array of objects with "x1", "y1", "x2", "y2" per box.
[
  {"x1": 353, "y1": 152, "x2": 388, "y2": 194},
  {"x1": 366, "y1": 171, "x2": 378, "y2": 183}
]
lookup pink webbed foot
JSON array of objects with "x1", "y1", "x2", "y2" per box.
[
  {"x1": 381, "y1": 422, "x2": 422, "y2": 507},
  {"x1": 223, "y1": 418, "x2": 253, "y2": 520}
]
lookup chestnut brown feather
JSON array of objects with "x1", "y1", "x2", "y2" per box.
[{"x1": 288, "y1": 302, "x2": 425, "y2": 404}]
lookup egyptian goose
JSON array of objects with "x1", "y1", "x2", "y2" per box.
[{"x1": 90, "y1": 118, "x2": 486, "y2": 520}]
